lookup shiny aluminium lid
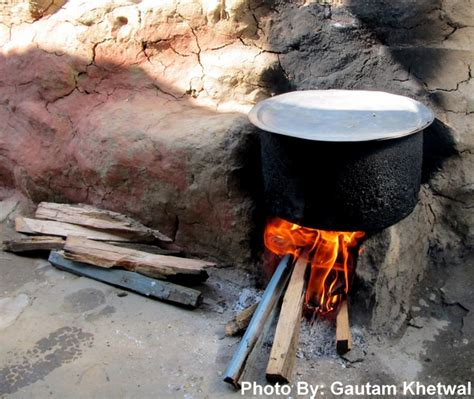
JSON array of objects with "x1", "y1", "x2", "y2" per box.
[{"x1": 248, "y1": 90, "x2": 434, "y2": 142}]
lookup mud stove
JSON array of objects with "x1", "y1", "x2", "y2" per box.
[{"x1": 224, "y1": 90, "x2": 434, "y2": 388}]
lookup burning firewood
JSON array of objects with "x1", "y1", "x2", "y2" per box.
[
  {"x1": 266, "y1": 254, "x2": 308, "y2": 384},
  {"x1": 225, "y1": 303, "x2": 258, "y2": 336},
  {"x1": 336, "y1": 299, "x2": 352, "y2": 354},
  {"x1": 224, "y1": 217, "x2": 364, "y2": 389},
  {"x1": 264, "y1": 217, "x2": 362, "y2": 354}
]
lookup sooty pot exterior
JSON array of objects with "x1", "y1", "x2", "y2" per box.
[{"x1": 260, "y1": 131, "x2": 423, "y2": 231}]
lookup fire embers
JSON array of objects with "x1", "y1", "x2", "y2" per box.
[{"x1": 264, "y1": 217, "x2": 364, "y2": 315}]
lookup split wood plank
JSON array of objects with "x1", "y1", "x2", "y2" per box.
[
  {"x1": 2, "y1": 235, "x2": 65, "y2": 252},
  {"x1": 225, "y1": 303, "x2": 258, "y2": 336},
  {"x1": 35, "y1": 202, "x2": 172, "y2": 243},
  {"x1": 16, "y1": 217, "x2": 148, "y2": 242},
  {"x1": 48, "y1": 251, "x2": 202, "y2": 308},
  {"x1": 108, "y1": 242, "x2": 182, "y2": 256},
  {"x1": 336, "y1": 299, "x2": 352, "y2": 354},
  {"x1": 63, "y1": 235, "x2": 212, "y2": 282},
  {"x1": 266, "y1": 255, "x2": 308, "y2": 384}
]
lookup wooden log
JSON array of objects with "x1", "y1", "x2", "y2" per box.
[
  {"x1": 16, "y1": 217, "x2": 144, "y2": 242},
  {"x1": 2, "y1": 235, "x2": 65, "y2": 252},
  {"x1": 336, "y1": 299, "x2": 352, "y2": 354},
  {"x1": 63, "y1": 235, "x2": 212, "y2": 282},
  {"x1": 225, "y1": 303, "x2": 258, "y2": 336},
  {"x1": 266, "y1": 255, "x2": 308, "y2": 384},
  {"x1": 36, "y1": 202, "x2": 172, "y2": 243},
  {"x1": 48, "y1": 251, "x2": 202, "y2": 308}
]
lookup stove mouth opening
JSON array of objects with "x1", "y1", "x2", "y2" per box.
[{"x1": 264, "y1": 217, "x2": 365, "y2": 316}]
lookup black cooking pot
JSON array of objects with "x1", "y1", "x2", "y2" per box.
[{"x1": 249, "y1": 90, "x2": 434, "y2": 232}]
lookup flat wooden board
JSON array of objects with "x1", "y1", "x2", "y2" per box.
[
  {"x1": 35, "y1": 202, "x2": 172, "y2": 243},
  {"x1": 49, "y1": 251, "x2": 202, "y2": 308},
  {"x1": 266, "y1": 255, "x2": 308, "y2": 383},
  {"x1": 16, "y1": 217, "x2": 142, "y2": 242},
  {"x1": 63, "y1": 235, "x2": 213, "y2": 281}
]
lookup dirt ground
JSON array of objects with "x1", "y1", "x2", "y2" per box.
[{"x1": 0, "y1": 197, "x2": 472, "y2": 399}]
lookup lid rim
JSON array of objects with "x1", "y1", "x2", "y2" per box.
[{"x1": 248, "y1": 90, "x2": 435, "y2": 143}]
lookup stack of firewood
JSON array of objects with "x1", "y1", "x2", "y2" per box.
[{"x1": 3, "y1": 202, "x2": 215, "y2": 308}]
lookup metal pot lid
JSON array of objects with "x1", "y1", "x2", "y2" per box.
[{"x1": 248, "y1": 90, "x2": 434, "y2": 142}]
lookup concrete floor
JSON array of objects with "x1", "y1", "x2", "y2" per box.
[
  {"x1": 1, "y1": 196, "x2": 472, "y2": 399},
  {"x1": 0, "y1": 249, "x2": 252, "y2": 398}
]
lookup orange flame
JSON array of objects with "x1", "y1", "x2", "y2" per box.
[{"x1": 264, "y1": 217, "x2": 364, "y2": 315}]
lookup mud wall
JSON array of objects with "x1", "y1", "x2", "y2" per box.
[{"x1": 0, "y1": 0, "x2": 472, "y2": 333}]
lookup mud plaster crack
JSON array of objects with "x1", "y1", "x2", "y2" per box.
[
  {"x1": 45, "y1": 80, "x2": 78, "y2": 110},
  {"x1": 443, "y1": 24, "x2": 458, "y2": 41},
  {"x1": 411, "y1": 64, "x2": 472, "y2": 93},
  {"x1": 0, "y1": 21, "x2": 12, "y2": 42},
  {"x1": 429, "y1": 185, "x2": 471, "y2": 207},
  {"x1": 277, "y1": 54, "x2": 290, "y2": 81},
  {"x1": 88, "y1": 39, "x2": 109, "y2": 67},
  {"x1": 240, "y1": 36, "x2": 282, "y2": 55},
  {"x1": 187, "y1": 22, "x2": 207, "y2": 97},
  {"x1": 152, "y1": 83, "x2": 185, "y2": 101}
]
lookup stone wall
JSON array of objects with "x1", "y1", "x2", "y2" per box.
[{"x1": 0, "y1": 0, "x2": 472, "y2": 332}]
